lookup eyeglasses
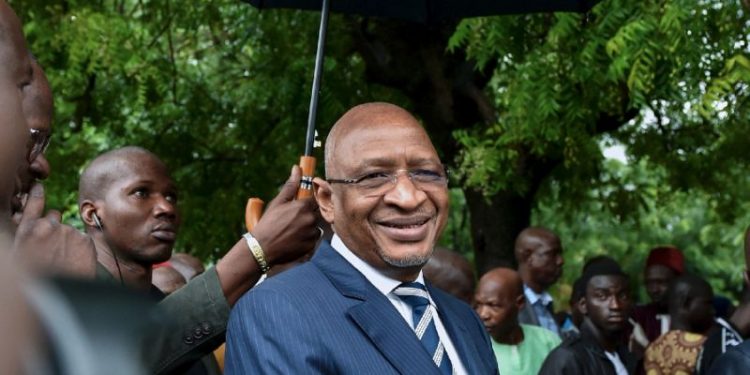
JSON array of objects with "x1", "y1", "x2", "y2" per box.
[
  {"x1": 327, "y1": 167, "x2": 449, "y2": 196},
  {"x1": 27, "y1": 128, "x2": 51, "y2": 163}
]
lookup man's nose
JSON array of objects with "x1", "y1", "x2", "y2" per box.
[
  {"x1": 154, "y1": 196, "x2": 177, "y2": 218},
  {"x1": 475, "y1": 305, "x2": 488, "y2": 319},
  {"x1": 30, "y1": 154, "x2": 50, "y2": 180},
  {"x1": 610, "y1": 296, "x2": 623, "y2": 310},
  {"x1": 382, "y1": 173, "x2": 427, "y2": 209}
]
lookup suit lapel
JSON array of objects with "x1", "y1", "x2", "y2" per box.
[
  {"x1": 312, "y1": 243, "x2": 440, "y2": 375},
  {"x1": 348, "y1": 300, "x2": 440, "y2": 375},
  {"x1": 519, "y1": 300, "x2": 540, "y2": 325},
  {"x1": 429, "y1": 285, "x2": 484, "y2": 374}
]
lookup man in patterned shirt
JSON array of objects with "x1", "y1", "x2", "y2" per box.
[{"x1": 644, "y1": 274, "x2": 715, "y2": 374}]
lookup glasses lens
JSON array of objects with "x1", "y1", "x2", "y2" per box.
[{"x1": 27, "y1": 129, "x2": 50, "y2": 162}]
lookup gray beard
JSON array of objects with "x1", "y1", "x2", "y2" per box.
[{"x1": 379, "y1": 247, "x2": 433, "y2": 268}]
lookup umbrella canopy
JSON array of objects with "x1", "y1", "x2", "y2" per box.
[{"x1": 245, "y1": 0, "x2": 598, "y2": 23}]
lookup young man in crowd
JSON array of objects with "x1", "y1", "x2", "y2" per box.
[
  {"x1": 539, "y1": 259, "x2": 635, "y2": 375},
  {"x1": 77, "y1": 146, "x2": 321, "y2": 373},
  {"x1": 515, "y1": 227, "x2": 565, "y2": 335},
  {"x1": 643, "y1": 274, "x2": 714, "y2": 374},
  {"x1": 225, "y1": 102, "x2": 499, "y2": 374},
  {"x1": 695, "y1": 228, "x2": 750, "y2": 374},
  {"x1": 475, "y1": 267, "x2": 561, "y2": 374},
  {"x1": 632, "y1": 246, "x2": 685, "y2": 343}
]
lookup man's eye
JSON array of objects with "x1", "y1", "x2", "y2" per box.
[
  {"x1": 133, "y1": 188, "x2": 148, "y2": 197},
  {"x1": 165, "y1": 193, "x2": 178, "y2": 203},
  {"x1": 356, "y1": 172, "x2": 391, "y2": 187},
  {"x1": 411, "y1": 169, "x2": 442, "y2": 180}
]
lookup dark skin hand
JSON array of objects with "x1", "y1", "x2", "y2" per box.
[
  {"x1": 13, "y1": 183, "x2": 97, "y2": 278},
  {"x1": 216, "y1": 165, "x2": 320, "y2": 306}
]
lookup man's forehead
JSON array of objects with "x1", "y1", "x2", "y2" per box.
[
  {"x1": 107, "y1": 153, "x2": 173, "y2": 185},
  {"x1": 0, "y1": 3, "x2": 28, "y2": 62},
  {"x1": 588, "y1": 275, "x2": 628, "y2": 290}
]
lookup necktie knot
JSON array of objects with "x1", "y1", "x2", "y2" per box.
[{"x1": 393, "y1": 282, "x2": 431, "y2": 309}]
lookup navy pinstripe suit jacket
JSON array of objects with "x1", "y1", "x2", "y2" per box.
[{"x1": 225, "y1": 241, "x2": 499, "y2": 374}]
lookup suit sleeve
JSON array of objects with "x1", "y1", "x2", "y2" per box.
[
  {"x1": 537, "y1": 347, "x2": 583, "y2": 375},
  {"x1": 225, "y1": 288, "x2": 327, "y2": 374},
  {"x1": 148, "y1": 267, "x2": 231, "y2": 374}
]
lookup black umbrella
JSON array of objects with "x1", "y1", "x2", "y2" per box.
[
  {"x1": 247, "y1": 0, "x2": 597, "y2": 23},
  {"x1": 241, "y1": 0, "x2": 597, "y2": 226}
]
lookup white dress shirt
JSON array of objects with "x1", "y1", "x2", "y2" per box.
[{"x1": 331, "y1": 235, "x2": 468, "y2": 375}]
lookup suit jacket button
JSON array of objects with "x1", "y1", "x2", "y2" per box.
[
  {"x1": 201, "y1": 323, "x2": 212, "y2": 334},
  {"x1": 193, "y1": 327, "x2": 204, "y2": 339},
  {"x1": 184, "y1": 335, "x2": 194, "y2": 345}
]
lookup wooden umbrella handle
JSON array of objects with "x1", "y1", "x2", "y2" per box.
[
  {"x1": 245, "y1": 197, "x2": 264, "y2": 231},
  {"x1": 245, "y1": 156, "x2": 315, "y2": 231},
  {"x1": 296, "y1": 155, "x2": 316, "y2": 200}
]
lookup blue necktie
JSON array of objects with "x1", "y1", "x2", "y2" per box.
[{"x1": 393, "y1": 282, "x2": 454, "y2": 375}]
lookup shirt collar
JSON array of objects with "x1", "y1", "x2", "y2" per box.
[
  {"x1": 524, "y1": 284, "x2": 553, "y2": 306},
  {"x1": 330, "y1": 234, "x2": 426, "y2": 297}
]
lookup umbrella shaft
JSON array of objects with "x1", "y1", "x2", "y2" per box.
[{"x1": 305, "y1": 0, "x2": 330, "y2": 156}]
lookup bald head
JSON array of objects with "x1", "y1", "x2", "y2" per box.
[
  {"x1": 514, "y1": 227, "x2": 560, "y2": 262},
  {"x1": 152, "y1": 265, "x2": 186, "y2": 295},
  {"x1": 78, "y1": 146, "x2": 166, "y2": 204},
  {"x1": 478, "y1": 267, "x2": 524, "y2": 299},
  {"x1": 170, "y1": 253, "x2": 205, "y2": 281},
  {"x1": 423, "y1": 248, "x2": 475, "y2": 303},
  {"x1": 514, "y1": 226, "x2": 563, "y2": 292},
  {"x1": 324, "y1": 102, "x2": 430, "y2": 177}
]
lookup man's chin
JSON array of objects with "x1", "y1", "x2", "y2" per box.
[{"x1": 377, "y1": 242, "x2": 434, "y2": 269}]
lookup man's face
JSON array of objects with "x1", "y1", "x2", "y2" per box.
[
  {"x1": 98, "y1": 153, "x2": 180, "y2": 265},
  {"x1": 0, "y1": 2, "x2": 33, "y2": 217},
  {"x1": 685, "y1": 289, "x2": 715, "y2": 334},
  {"x1": 321, "y1": 120, "x2": 449, "y2": 276},
  {"x1": 526, "y1": 236, "x2": 564, "y2": 289},
  {"x1": 474, "y1": 279, "x2": 521, "y2": 340},
  {"x1": 582, "y1": 275, "x2": 632, "y2": 335},
  {"x1": 645, "y1": 264, "x2": 677, "y2": 308},
  {"x1": 12, "y1": 61, "x2": 52, "y2": 217}
]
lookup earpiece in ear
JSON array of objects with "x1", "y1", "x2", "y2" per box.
[{"x1": 92, "y1": 213, "x2": 103, "y2": 230}]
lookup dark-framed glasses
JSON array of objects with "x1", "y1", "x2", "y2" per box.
[
  {"x1": 327, "y1": 166, "x2": 449, "y2": 196},
  {"x1": 27, "y1": 128, "x2": 51, "y2": 163}
]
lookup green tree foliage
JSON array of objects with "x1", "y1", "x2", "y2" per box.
[
  {"x1": 447, "y1": 0, "x2": 750, "y2": 284},
  {"x1": 10, "y1": 0, "x2": 750, "y2": 299},
  {"x1": 449, "y1": 0, "x2": 749, "y2": 200},
  {"x1": 12, "y1": 0, "x2": 397, "y2": 259}
]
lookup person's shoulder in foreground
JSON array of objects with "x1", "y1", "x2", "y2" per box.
[{"x1": 707, "y1": 339, "x2": 750, "y2": 375}]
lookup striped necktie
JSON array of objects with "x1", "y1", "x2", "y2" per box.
[{"x1": 393, "y1": 282, "x2": 454, "y2": 375}]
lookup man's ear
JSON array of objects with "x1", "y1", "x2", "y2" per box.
[
  {"x1": 516, "y1": 294, "x2": 526, "y2": 311},
  {"x1": 79, "y1": 200, "x2": 100, "y2": 229},
  {"x1": 578, "y1": 296, "x2": 588, "y2": 315},
  {"x1": 313, "y1": 177, "x2": 335, "y2": 225},
  {"x1": 744, "y1": 270, "x2": 749, "y2": 288}
]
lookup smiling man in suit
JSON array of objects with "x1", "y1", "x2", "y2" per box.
[{"x1": 225, "y1": 102, "x2": 498, "y2": 374}]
